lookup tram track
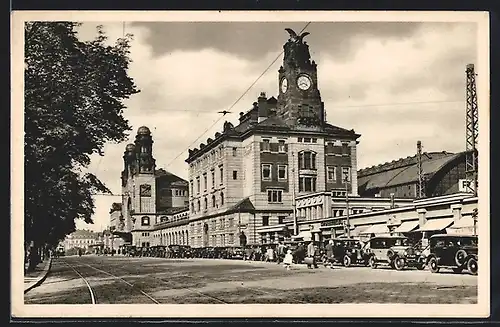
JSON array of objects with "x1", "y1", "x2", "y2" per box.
[
  {"x1": 61, "y1": 259, "x2": 160, "y2": 304},
  {"x1": 82, "y1": 256, "x2": 310, "y2": 304}
]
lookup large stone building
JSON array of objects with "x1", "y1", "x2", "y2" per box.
[
  {"x1": 116, "y1": 127, "x2": 189, "y2": 247},
  {"x1": 185, "y1": 29, "x2": 360, "y2": 248}
]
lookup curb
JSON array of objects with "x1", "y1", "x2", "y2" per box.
[{"x1": 24, "y1": 257, "x2": 53, "y2": 294}]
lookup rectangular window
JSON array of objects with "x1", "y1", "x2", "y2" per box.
[
  {"x1": 278, "y1": 216, "x2": 286, "y2": 224},
  {"x1": 278, "y1": 165, "x2": 287, "y2": 180},
  {"x1": 203, "y1": 173, "x2": 207, "y2": 191},
  {"x1": 262, "y1": 164, "x2": 272, "y2": 181},
  {"x1": 342, "y1": 167, "x2": 351, "y2": 182},
  {"x1": 190, "y1": 180, "x2": 194, "y2": 196},
  {"x1": 298, "y1": 137, "x2": 303, "y2": 142},
  {"x1": 267, "y1": 189, "x2": 283, "y2": 203},
  {"x1": 229, "y1": 218, "x2": 234, "y2": 227},
  {"x1": 262, "y1": 216, "x2": 269, "y2": 226},
  {"x1": 233, "y1": 170, "x2": 238, "y2": 180},
  {"x1": 229, "y1": 233, "x2": 234, "y2": 244},
  {"x1": 211, "y1": 170, "x2": 215, "y2": 188},
  {"x1": 262, "y1": 139, "x2": 270, "y2": 152},
  {"x1": 299, "y1": 177, "x2": 317, "y2": 192},
  {"x1": 233, "y1": 147, "x2": 237, "y2": 156},
  {"x1": 327, "y1": 166, "x2": 336, "y2": 181},
  {"x1": 303, "y1": 137, "x2": 311, "y2": 143},
  {"x1": 196, "y1": 177, "x2": 200, "y2": 194},
  {"x1": 312, "y1": 138, "x2": 317, "y2": 143},
  {"x1": 220, "y1": 166, "x2": 224, "y2": 185},
  {"x1": 278, "y1": 140, "x2": 286, "y2": 153}
]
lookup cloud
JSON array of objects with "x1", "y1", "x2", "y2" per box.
[{"x1": 73, "y1": 21, "x2": 478, "y2": 231}]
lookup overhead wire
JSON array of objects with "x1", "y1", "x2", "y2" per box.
[{"x1": 91, "y1": 22, "x2": 312, "y2": 197}]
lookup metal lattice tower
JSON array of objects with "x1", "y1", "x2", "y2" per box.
[
  {"x1": 465, "y1": 64, "x2": 478, "y2": 196},
  {"x1": 416, "y1": 140, "x2": 425, "y2": 199}
]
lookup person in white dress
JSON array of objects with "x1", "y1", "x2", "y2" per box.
[{"x1": 283, "y1": 249, "x2": 293, "y2": 270}]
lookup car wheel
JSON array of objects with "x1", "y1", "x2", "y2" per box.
[
  {"x1": 369, "y1": 256, "x2": 377, "y2": 269},
  {"x1": 343, "y1": 255, "x2": 352, "y2": 267},
  {"x1": 416, "y1": 262, "x2": 425, "y2": 270},
  {"x1": 428, "y1": 257, "x2": 439, "y2": 273},
  {"x1": 467, "y1": 257, "x2": 478, "y2": 275},
  {"x1": 455, "y1": 249, "x2": 467, "y2": 266},
  {"x1": 394, "y1": 257, "x2": 406, "y2": 271}
]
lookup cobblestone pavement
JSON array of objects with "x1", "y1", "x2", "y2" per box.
[{"x1": 24, "y1": 255, "x2": 478, "y2": 304}]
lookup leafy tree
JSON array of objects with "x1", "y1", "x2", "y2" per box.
[{"x1": 24, "y1": 22, "x2": 139, "y2": 269}]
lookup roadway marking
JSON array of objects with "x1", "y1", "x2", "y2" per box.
[{"x1": 61, "y1": 260, "x2": 96, "y2": 304}]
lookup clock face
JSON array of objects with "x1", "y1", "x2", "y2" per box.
[
  {"x1": 281, "y1": 78, "x2": 288, "y2": 93},
  {"x1": 297, "y1": 75, "x2": 312, "y2": 90}
]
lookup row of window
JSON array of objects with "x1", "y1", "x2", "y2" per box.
[
  {"x1": 261, "y1": 139, "x2": 287, "y2": 153},
  {"x1": 191, "y1": 192, "x2": 225, "y2": 213},
  {"x1": 297, "y1": 137, "x2": 318, "y2": 143},
  {"x1": 327, "y1": 166, "x2": 352, "y2": 182},
  {"x1": 141, "y1": 232, "x2": 150, "y2": 237},
  {"x1": 191, "y1": 166, "x2": 239, "y2": 195},
  {"x1": 262, "y1": 164, "x2": 287, "y2": 181},
  {"x1": 209, "y1": 233, "x2": 234, "y2": 245},
  {"x1": 173, "y1": 189, "x2": 187, "y2": 197},
  {"x1": 261, "y1": 215, "x2": 287, "y2": 226}
]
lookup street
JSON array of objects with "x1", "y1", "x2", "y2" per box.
[{"x1": 24, "y1": 255, "x2": 478, "y2": 304}]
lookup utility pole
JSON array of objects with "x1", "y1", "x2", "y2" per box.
[
  {"x1": 465, "y1": 63, "x2": 479, "y2": 196},
  {"x1": 417, "y1": 140, "x2": 425, "y2": 199}
]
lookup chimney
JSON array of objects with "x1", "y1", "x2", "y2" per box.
[{"x1": 258, "y1": 92, "x2": 268, "y2": 123}]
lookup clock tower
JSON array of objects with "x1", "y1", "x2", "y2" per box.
[{"x1": 277, "y1": 28, "x2": 325, "y2": 127}]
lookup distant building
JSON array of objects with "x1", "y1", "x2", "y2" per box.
[
  {"x1": 358, "y1": 151, "x2": 471, "y2": 199},
  {"x1": 63, "y1": 229, "x2": 98, "y2": 252}
]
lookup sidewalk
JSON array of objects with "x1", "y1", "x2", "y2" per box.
[{"x1": 24, "y1": 256, "x2": 53, "y2": 294}]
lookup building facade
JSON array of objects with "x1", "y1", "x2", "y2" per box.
[
  {"x1": 62, "y1": 229, "x2": 98, "y2": 252},
  {"x1": 185, "y1": 29, "x2": 360, "y2": 248},
  {"x1": 117, "y1": 127, "x2": 189, "y2": 247}
]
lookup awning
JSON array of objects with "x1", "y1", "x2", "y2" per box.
[
  {"x1": 359, "y1": 224, "x2": 390, "y2": 235},
  {"x1": 448, "y1": 217, "x2": 475, "y2": 229},
  {"x1": 292, "y1": 230, "x2": 313, "y2": 241},
  {"x1": 393, "y1": 220, "x2": 419, "y2": 233},
  {"x1": 350, "y1": 225, "x2": 369, "y2": 237},
  {"x1": 417, "y1": 218, "x2": 454, "y2": 232}
]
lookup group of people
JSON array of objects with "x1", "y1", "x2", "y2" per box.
[{"x1": 243, "y1": 241, "x2": 321, "y2": 270}]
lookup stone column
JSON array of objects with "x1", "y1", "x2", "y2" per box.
[{"x1": 451, "y1": 204, "x2": 463, "y2": 223}]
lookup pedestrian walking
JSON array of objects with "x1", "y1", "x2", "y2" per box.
[
  {"x1": 306, "y1": 241, "x2": 318, "y2": 269},
  {"x1": 283, "y1": 249, "x2": 293, "y2": 270},
  {"x1": 277, "y1": 242, "x2": 285, "y2": 264},
  {"x1": 325, "y1": 239, "x2": 335, "y2": 269}
]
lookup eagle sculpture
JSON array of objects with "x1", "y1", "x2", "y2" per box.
[{"x1": 285, "y1": 28, "x2": 310, "y2": 43}]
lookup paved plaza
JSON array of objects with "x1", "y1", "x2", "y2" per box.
[{"x1": 24, "y1": 255, "x2": 478, "y2": 305}]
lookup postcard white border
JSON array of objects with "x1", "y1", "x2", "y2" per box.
[{"x1": 11, "y1": 10, "x2": 491, "y2": 318}]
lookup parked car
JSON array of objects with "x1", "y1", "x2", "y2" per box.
[
  {"x1": 364, "y1": 235, "x2": 426, "y2": 270},
  {"x1": 323, "y1": 238, "x2": 369, "y2": 267},
  {"x1": 426, "y1": 234, "x2": 478, "y2": 275}
]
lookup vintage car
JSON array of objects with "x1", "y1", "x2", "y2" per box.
[
  {"x1": 364, "y1": 235, "x2": 426, "y2": 270},
  {"x1": 426, "y1": 234, "x2": 478, "y2": 275},
  {"x1": 323, "y1": 238, "x2": 369, "y2": 267}
]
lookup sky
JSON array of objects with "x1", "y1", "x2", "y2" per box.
[{"x1": 73, "y1": 20, "x2": 478, "y2": 231}]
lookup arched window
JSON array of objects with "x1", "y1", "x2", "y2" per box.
[
  {"x1": 212, "y1": 195, "x2": 216, "y2": 208},
  {"x1": 191, "y1": 202, "x2": 195, "y2": 213},
  {"x1": 220, "y1": 192, "x2": 224, "y2": 205},
  {"x1": 197, "y1": 200, "x2": 201, "y2": 211},
  {"x1": 204, "y1": 197, "x2": 208, "y2": 210}
]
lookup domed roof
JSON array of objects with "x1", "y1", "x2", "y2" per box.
[
  {"x1": 125, "y1": 143, "x2": 135, "y2": 152},
  {"x1": 137, "y1": 126, "x2": 151, "y2": 135}
]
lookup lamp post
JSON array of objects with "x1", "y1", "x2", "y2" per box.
[
  {"x1": 472, "y1": 208, "x2": 478, "y2": 236},
  {"x1": 292, "y1": 152, "x2": 298, "y2": 235}
]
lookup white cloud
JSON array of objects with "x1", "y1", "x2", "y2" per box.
[{"x1": 75, "y1": 22, "x2": 477, "y2": 231}]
